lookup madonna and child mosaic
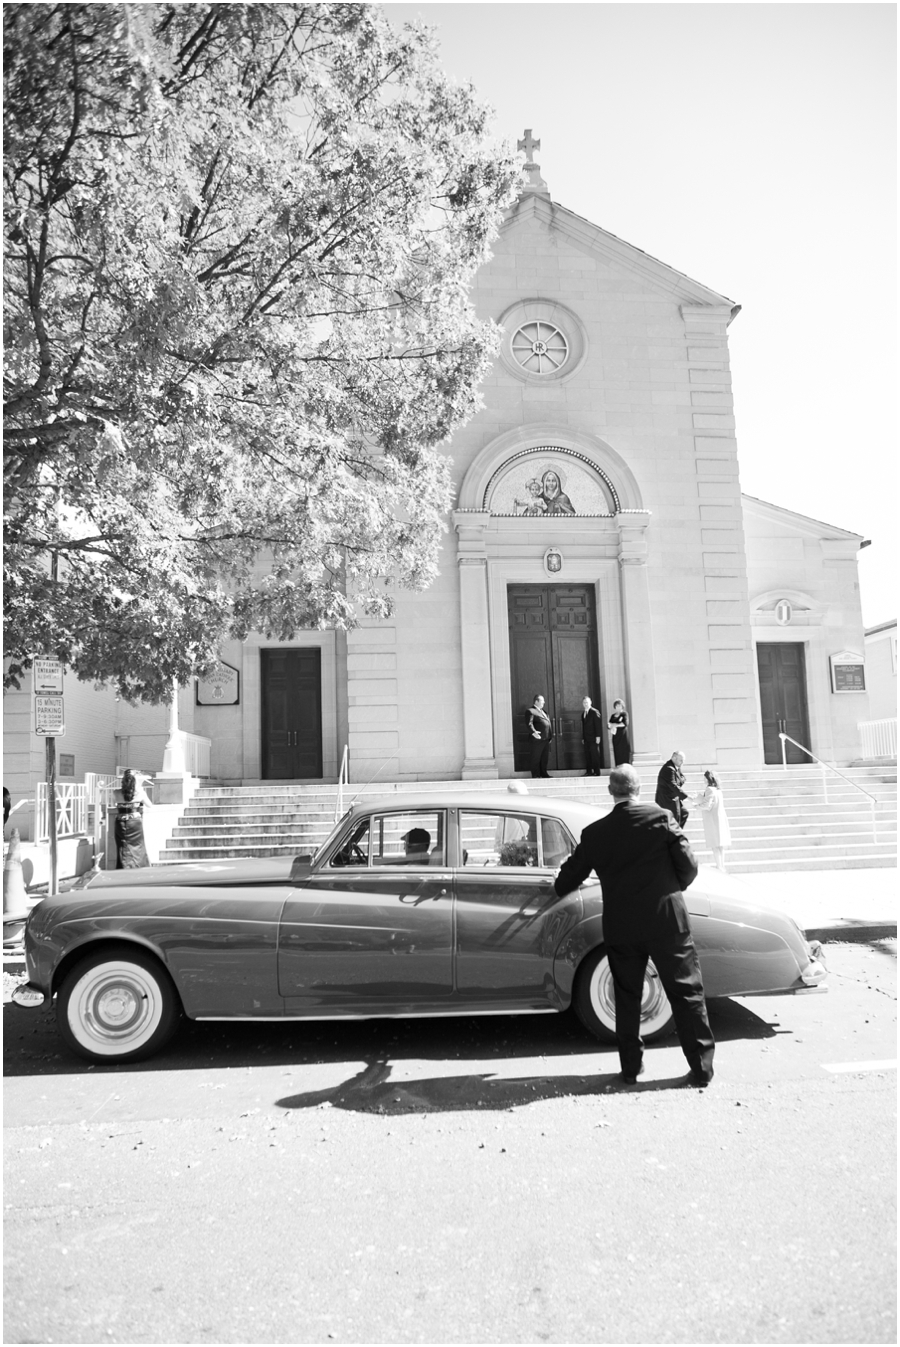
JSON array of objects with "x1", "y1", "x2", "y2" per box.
[{"x1": 486, "y1": 453, "x2": 617, "y2": 516}]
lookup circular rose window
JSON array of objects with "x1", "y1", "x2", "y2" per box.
[{"x1": 511, "y1": 321, "x2": 569, "y2": 375}]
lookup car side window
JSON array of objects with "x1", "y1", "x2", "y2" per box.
[
  {"x1": 460, "y1": 812, "x2": 538, "y2": 868},
  {"x1": 541, "y1": 817, "x2": 574, "y2": 869},
  {"x1": 371, "y1": 812, "x2": 445, "y2": 868},
  {"x1": 330, "y1": 819, "x2": 371, "y2": 867}
]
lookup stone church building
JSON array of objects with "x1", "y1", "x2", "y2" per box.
[
  {"x1": 4, "y1": 139, "x2": 874, "y2": 819},
  {"x1": 167, "y1": 141, "x2": 869, "y2": 785}
]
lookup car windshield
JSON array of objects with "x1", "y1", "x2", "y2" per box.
[{"x1": 310, "y1": 810, "x2": 350, "y2": 863}]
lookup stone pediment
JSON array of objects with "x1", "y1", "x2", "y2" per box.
[
  {"x1": 499, "y1": 192, "x2": 739, "y2": 313},
  {"x1": 742, "y1": 494, "x2": 866, "y2": 542}
]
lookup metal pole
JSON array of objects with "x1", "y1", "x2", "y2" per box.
[
  {"x1": 780, "y1": 733, "x2": 787, "y2": 769},
  {"x1": 46, "y1": 736, "x2": 58, "y2": 897}
]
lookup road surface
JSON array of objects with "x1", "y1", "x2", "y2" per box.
[{"x1": 4, "y1": 939, "x2": 896, "y2": 1345}]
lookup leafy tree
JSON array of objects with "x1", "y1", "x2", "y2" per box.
[{"x1": 3, "y1": 3, "x2": 520, "y2": 701}]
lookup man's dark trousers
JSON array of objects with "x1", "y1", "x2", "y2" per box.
[
  {"x1": 530, "y1": 737, "x2": 551, "y2": 778},
  {"x1": 607, "y1": 936, "x2": 714, "y2": 1079}
]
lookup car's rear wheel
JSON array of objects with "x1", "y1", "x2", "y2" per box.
[
  {"x1": 573, "y1": 947, "x2": 675, "y2": 1043},
  {"x1": 57, "y1": 949, "x2": 180, "y2": 1063}
]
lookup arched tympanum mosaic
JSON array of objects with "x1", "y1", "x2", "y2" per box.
[{"x1": 483, "y1": 447, "x2": 620, "y2": 516}]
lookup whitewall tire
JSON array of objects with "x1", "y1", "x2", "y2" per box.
[
  {"x1": 57, "y1": 949, "x2": 180, "y2": 1063},
  {"x1": 574, "y1": 947, "x2": 675, "y2": 1043}
]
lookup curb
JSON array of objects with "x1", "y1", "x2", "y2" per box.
[{"x1": 804, "y1": 922, "x2": 897, "y2": 944}]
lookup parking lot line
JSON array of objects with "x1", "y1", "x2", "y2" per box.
[{"x1": 820, "y1": 1059, "x2": 897, "y2": 1073}]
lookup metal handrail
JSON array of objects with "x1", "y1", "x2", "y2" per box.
[
  {"x1": 778, "y1": 732, "x2": 879, "y2": 842},
  {"x1": 334, "y1": 744, "x2": 350, "y2": 822}
]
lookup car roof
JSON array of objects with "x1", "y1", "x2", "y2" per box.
[{"x1": 344, "y1": 790, "x2": 606, "y2": 829}]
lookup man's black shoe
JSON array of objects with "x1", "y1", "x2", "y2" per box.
[
  {"x1": 681, "y1": 1069, "x2": 714, "y2": 1088},
  {"x1": 619, "y1": 1066, "x2": 645, "y2": 1085}
]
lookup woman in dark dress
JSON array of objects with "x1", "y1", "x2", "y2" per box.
[
  {"x1": 607, "y1": 699, "x2": 633, "y2": 765},
  {"x1": 112, "y1": 769, "x2": 153, "y2": 869},
  {"x1": 527, "y1": 694, "x2": 553, "y2": 778}
]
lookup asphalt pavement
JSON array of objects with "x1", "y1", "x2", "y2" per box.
[{"x1": 4, "y1": 941, "x2": 896, "y2": 1345}]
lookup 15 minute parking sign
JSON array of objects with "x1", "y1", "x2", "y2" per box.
[
  {"x1": 33, "y1": 658, "x2": 66, "y2": 735},
  {"x1": 35, "y1": 695, "x2": 66, "y2": 736}
]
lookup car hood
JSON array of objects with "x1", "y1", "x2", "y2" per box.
[{"x1": 73, "y1": 858, "x2": 297, "y2": 889}]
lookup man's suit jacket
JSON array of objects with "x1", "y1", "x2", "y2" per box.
[
  {"x1": 581, "y1": 706, "x2": 603, "y2": 744},
  {"x1": 554, "y1": 799, "x2": 698, "y2": 945},
  {"x1": 655, "y1": 759, "x2": 690, "y2": 824},
  {"x1": 528, "y1": 706, "x2": 553, "y2": 741}
]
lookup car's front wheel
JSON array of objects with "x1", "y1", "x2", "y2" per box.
[
  {"x1": 573, "y1": 947, "x2": 675, "y2": 1043},
  {"x1": 57, "y1": 948, "x2": 181, "y2": 1063}
]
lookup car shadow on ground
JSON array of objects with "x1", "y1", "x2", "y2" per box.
[
  {"x1": 3, "y1": 993, "x2": 775, "y2": 1078},
  {"x1": 273, "y1": 1052, "x2": 713, "y2": 1115}
]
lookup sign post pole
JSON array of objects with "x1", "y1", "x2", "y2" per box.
[
  {"x1": 46, "y1": 736, "x2": 58, "y2": 897},
  {"x1": 33, "y1": 657, "x2": 65, "y2": 897}
]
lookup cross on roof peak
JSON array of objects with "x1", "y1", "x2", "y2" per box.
[
  {"x1": 517, "y1": 129, "x2": 540, "y2": 163},
  {"x1": 517, "y1": 128, "x2": 549, "y2": 197}
]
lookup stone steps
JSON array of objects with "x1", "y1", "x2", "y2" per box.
[{"x1": 157, "y1": 766, "x2": 897, "y2": 870}]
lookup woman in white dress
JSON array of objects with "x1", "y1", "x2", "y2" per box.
[{"x1": 696, "y1": 770, "x2": 731, "y2": 872}]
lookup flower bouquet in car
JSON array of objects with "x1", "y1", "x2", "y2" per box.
[{"x1": 499, "y1": 839, "x2": 537, "y2": 867}]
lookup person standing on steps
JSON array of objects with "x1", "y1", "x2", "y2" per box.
[
  {"x1": 527, "y1": 694, "x2": 553, "y2": 779},
  {"x1": 607, "y1": 698, "x2": 633, "y2": 765},
  {"x1": 696, "y1": 770, "x2": 731, "y2": 872},
  {"x1": 581, "y1": 696, "x2": 603, "y2": 776},
  {"x1": 655, "y1": 750, "x2": 692, "y2": 826},
  {"x1": 553, "y1": 764, "x2": 715, "y2": 1088}
]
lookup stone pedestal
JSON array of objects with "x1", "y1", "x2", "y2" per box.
[{"x1": 152, "y1": 772, "x2": 195, "y2": 807}]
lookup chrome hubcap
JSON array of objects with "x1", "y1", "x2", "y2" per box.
[
  {"x1": 94, "y1": 985, "x2": 142, "y2": 1031},
  {"x1": 591, "y1": 957, "x2": 672, "y2": 1032},
  {"x1": 69, "y1": 963, "x2": 161, "y2": 1054}
]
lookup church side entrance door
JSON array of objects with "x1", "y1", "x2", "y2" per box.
[
  {"x1": 508, "y1": 585, "x2": 602, "y2": 772},
  {"x1": 756, "y1": 643, "x2": 811, "y2": 764},
  {"x1": 261, "y1": 649, "x2": 323, "y2": 779}
]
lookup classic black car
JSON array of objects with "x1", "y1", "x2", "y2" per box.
[{"x1": 15, "y1": 791, "x2": 826, "y2": 1062}]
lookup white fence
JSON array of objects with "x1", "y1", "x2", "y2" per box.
[
  {"x1": 858, "y1": 717, "x2": 897, "y2": 760},
  {"x1": 85, "y1": 772, "x2": 120, "y2": 855},
  {"x1": 36, "y1": 782, "x2": 88, "y2": 842}
]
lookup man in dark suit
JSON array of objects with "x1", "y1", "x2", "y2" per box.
[
  {"x1": 554, "y1": 764, "x2": 715, "y2": 1087},
  {"x1": 581, "y1": 696, "x2": 603, "y2": 776},
  {"x1": 527, "y1": 693, "x2": 553, "y2": 778},
  {"x1": 655, "y1": 750, "x2": 692, "y2": 826}
]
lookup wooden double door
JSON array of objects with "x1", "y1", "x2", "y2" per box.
[
  {"x1": 508, "y1": 585, "x2": 603, "y2": 772},
  {"x1": 757, "y1": 643, "x2": 811, "y2": 764},
  {"x1": 261, "y1": 649, "x2": 323, "y2": 779}
]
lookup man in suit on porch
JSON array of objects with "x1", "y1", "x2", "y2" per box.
[{"x1": 581, "y1": 696, "x2": 603, "y2": 776}]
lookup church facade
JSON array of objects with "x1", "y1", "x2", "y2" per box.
[
  {"x1": 4, "y1": 145, "x2": 874, "y2": 812},
  {"x1": 183, "y1": 149, "x2": 870, "y2": 783}
]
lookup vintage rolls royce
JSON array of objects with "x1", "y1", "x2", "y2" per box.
[{"x1": 14, "y1": 790, "x2": 826, "y2": 1063}]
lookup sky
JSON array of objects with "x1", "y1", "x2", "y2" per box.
[{"x1": 383, "y1": 1, "x2": 897, "y2": 626}]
